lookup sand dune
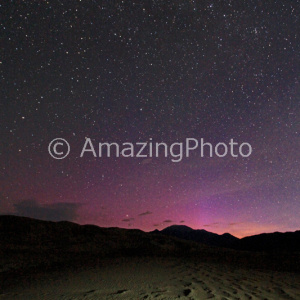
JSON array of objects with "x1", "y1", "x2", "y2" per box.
[
  {"x1": 1, "y1": 216, "x2": 299, "y2": 299},
  {"x1": 1, "y1": 257, "x2": 300, "y2": 300}
]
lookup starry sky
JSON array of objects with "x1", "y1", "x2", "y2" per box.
[{"x1": 1, "y1": 0, "x2": 299, "y2": 238}]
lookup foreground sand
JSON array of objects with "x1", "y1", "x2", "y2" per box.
[{"x1": 1, "y1": 257, "x2": 299, "y2": 300}]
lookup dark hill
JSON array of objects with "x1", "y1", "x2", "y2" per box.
[
  {"x1": 154, "y1": 225, "x2": 300, "y2": 252},
  {"x1": 0, "y1": 215, "x2": 202, "y2": 257},
  {"x1": 155, "y1": 225, "x2": 238, "y2": 248},
  {"x1": 235, "y1": 231, "x2": 300, "y2": 252},
  {"x1": 1, "y1": 215, "x2": 300, "y2": 274}
]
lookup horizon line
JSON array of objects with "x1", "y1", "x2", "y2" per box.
[{"x1": 1, "y1": 214, "x2": 299, "y2": 239}]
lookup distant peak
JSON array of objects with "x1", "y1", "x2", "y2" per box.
[
  {"x1": 222, "y1": 232, "x2": 238, "y2": 239},
  {"x1": 162, "y1": 225, "x2": 194, "y2": 231},
  {"x1": 222, "y1": 233, "x2": 233, "y2": 237}
]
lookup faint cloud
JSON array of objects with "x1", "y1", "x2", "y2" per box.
[
  {"x1": 203, "y1": 222, "x2": 219, "y2": 227},
  {"x1": 180, "y1": 220, "x2": 185, "y2": 223},
  {"x1": 229, "y1": 222, "x2": 241, "y2": 226},
  {"x1": 122, "y1": 218, "x2": 134, "y2": 222},
  {"x1": 163, "y1": 219, "x2": 172, "y2": 223},
  {"x1": 138, "y1": 211, "x2": 152, "y2": 216},
  {"x1": 13, "y1": 199, "x2": 80, "y2": 222}
]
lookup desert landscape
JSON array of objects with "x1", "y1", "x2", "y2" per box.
[
  {"x1": 1, "y1": 216, "x2": 300, "y2": 299},
  {"x1": 2, "y1": 1, "x2": 299, "y2": 299}
]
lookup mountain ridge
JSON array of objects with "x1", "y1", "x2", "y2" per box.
[
  {"x1": 1, "y1": 215, "x2": 300, "y2": 252},
  {"x1": 153, "y1": 224, "x2": 238, "y2": 248},
  {"x1": 1, "y1": 215, "x2": 300, "y2": 274}
]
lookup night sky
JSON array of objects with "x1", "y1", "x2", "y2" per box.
[{"x1": 1, "y1": 1, "x2": 299, "y2": 238}]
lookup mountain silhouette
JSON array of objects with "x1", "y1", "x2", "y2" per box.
[
  {"x1": 236, "y1": 231, "x2": 300, "y2": 252},
  {"x1": 0, "y1": 215, "x2": 204, "y2": 259},
  {"x1": 154, "y1": 225, "x2": 238, "y2": 248},
  {"x1": 1, "y1": 215, "x2": 300, "y2": 275},
  {"x1": 153, "y1": 225, "x2": 300, "y2": 252},
  {"x1": 1, "y1": 216, "x2": 300, "y2": 297}
]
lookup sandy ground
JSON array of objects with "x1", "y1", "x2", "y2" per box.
[{"x1": 1, "y1": 257, "x2": 299, "y2": 300}]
